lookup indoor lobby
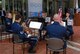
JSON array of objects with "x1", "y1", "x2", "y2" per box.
[{"x1": 0, "y1": 0, "x2": 80, "y2": 54}]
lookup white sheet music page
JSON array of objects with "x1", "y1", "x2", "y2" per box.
[
  {"x1": 67, "y1": 19, "x2": 73, "y2": 26},
  {"x1": 29, "y1": 21, "x2": 42, "y2": 29},
  {"x1": 45, "y1": 17, "x2": 51, "y2": 22}
]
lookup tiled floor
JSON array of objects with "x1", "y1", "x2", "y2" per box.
[{"x1": 0, "y1": 26, "x2": 80, "y2": 54}]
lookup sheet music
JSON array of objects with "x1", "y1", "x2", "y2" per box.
[
  {"x1": 27, "y1": 34, "x2": 32, "y2": 37},
  {"x1": 60, "y1": 21, "x2": 66, "y2": 27},
  {"x1": 29, "y1": 21, "x2": 42, "y2": 29},
  {"x1": 67, "y1": 19, "x2": 73, "y2": 26},
  {"x1": 63, "y1": 22, "x2": 66, "y2": 27},
  {"x1": 45, "y1": 17, "x2": 51, "y2": 22}
]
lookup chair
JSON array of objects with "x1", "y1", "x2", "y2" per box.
[
  {"x1": 12, "y1": 33, "x2": 28, "y2": 54},
  {"x1": 0, "y1": 25, "x2": 2, "y2": 42},
  {"x1": 0, "y1": 25, "x2": 12, "y2": 42},
  {"x1": 46, "y1": 38, "x2": 66, "y2": 54}
]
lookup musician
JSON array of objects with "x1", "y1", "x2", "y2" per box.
[
  {"x1": 65, "y1": 12, "x2": 74, "y2": 36},
  {"x1": 38, "y1": 11, "x2": 47, "y2": 40},
  {"x1": 45, "y1": 14, "x2": 69, "y2": 54},
  {"x1": 5, "y1": 12, "x2": 12, "y2": 32},
  {"x1": 0, "y1": 10, "x2": 6, "y2": 24},
  {"x1": 11, "y1": 14, "x2": 38, "y2": 53}
]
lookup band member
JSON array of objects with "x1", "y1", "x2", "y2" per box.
[{"x1": 11, "y1": 14, "x2": 38, "y2": 53}]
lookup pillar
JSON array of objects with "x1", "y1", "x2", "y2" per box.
[{"x1": 2, "y1": 0, "x2": 5, "y2": 10}]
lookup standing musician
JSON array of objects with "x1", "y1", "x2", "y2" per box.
[{"x1": 65, "y1": 12, "x2": 74, "y2": 36}]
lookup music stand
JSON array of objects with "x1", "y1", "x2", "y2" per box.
[{"x1": 29, "y1": 21, "x2": 42, "y2": 36}]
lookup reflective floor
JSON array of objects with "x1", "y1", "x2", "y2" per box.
[{"x1": 0, "y1": 26, "x2": 80, "y2": 54}]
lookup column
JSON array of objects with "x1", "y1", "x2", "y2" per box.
[
  {"x1": 52, "y1": 0, "x2": 55, "y2": 15},
  {"x1": 75, "y1": 0, "x2": 78, "y2": 9},
  {"x1": 2, "y1": 0, "x2": 5, "y2": 10},
  {"x1": 13, "y1": 0, "x2": 14, "y2": 12},
  {"x1": 12, "y1": 0, "x2": 15, "y2": 23},
  {"x1": 47, "y1": 0, "x2": 49, "y2": 16},
  {"x1": 22, "y1": 0, "x2": 24, "y2": 16},
  {"x1": 7, "y1": 0, "x2": 10, "y2": 11},
  {"x1": 26, "y1": 0, "x2": 28, "y2": 18}
]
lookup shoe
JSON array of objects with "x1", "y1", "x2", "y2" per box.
[
  {"x1": 53, "y1": 52, "x2": 59, "y2": 54},
  {"x1": 28, "y1": 50, "x2": 36, "y2": 53}
]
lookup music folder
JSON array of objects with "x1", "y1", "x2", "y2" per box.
[{"x1": 29, "y1": 21, "x2": 42, "y2": 29}]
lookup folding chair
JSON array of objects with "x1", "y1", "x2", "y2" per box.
[
  {"x1": 12, "y1": 33, "x2": 28, "y2": 54},
  {"x1": 46, "y1": 38, "x2": 66, "y2": 54}
]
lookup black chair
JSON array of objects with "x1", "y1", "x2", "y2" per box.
[
  {"x1": 0, "y1": 25, "x2": 2, "y2": 42},
  {"x1": 12, "y1": 33, "x2": 28, "y2": 54},
  {"x1": 46, "y1": 38, "x2": 66, "y2": 54},
  {"x1": 0, "y1": 25, "x2": 12, "y2": 42}
]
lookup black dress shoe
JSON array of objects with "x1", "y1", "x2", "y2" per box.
[
  {"x1": 28, "y1": 50, "x2": 36, "y2": 53},
  {"x1": 53, "y1": 52, "x2": 59, "y2": 54}
]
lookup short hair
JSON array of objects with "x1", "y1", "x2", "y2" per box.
[
  {"x1": 42, "y1": 11, "x2": 46, "y2": 13},
  {"x1": 53, "y1": 14, "x2": 59, "y2": 19},
  {"x1": 15, "y1": 14, "x2": 22, "y2": 20},
  {"x1": 6, "y1": 12, "x2": 12, "y2": 17},
  {"x1": 66, "y1": 12, "x2": 70, "y2": 14}
]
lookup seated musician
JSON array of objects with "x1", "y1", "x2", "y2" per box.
[
  {"x1": 45, "y1": 14, "x2": 69, "y2": 54},
  {"x1": 5, "y1": 12, "x2": 12, "y2": 32},
  {"x1": 11, "y1": 14, "x2": 38, "y2": 53},
  {"x1": 38, "y1": 11, "x2": 47, "y2": 40}
]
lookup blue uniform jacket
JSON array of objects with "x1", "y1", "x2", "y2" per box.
[
  {"x1": 46, "y1": 22, "x2": 68, "y2": 39},
  {"x1": 5, "y1": 18, "x2": 12, "y2": 31},
  {"x1": 11, "y1": 22, "x2": 27, "y2": 39}
]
